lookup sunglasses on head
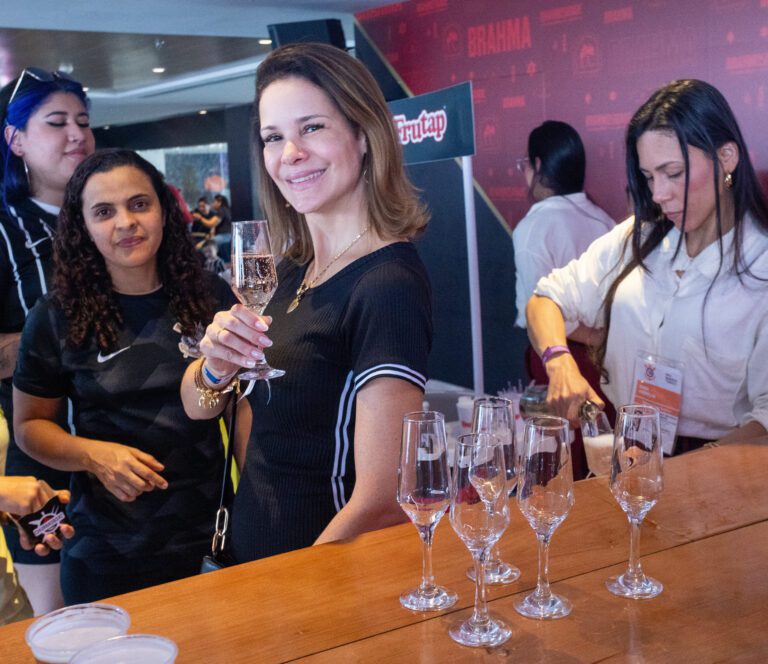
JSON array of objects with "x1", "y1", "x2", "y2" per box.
[{"x1": 8, "y1": 67, "x2": 78, "y2": 107}]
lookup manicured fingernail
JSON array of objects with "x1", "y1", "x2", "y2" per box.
[
  {"x1": 250, "y1": 350, "x2": 264, "y2": 360},
  {"x1": 258, "y1": 336, "x2": 272, "y2": 347},
  {"x1": 246, "y1": 359, "x2": 257, "y2": 367}
]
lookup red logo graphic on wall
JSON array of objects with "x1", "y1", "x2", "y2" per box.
[
  {"x1": 574, "y1": 35, "x2": 601, "y2": 74},
  {"x1": 443, "y1": 24, "x2": 462, "y2": 56},
  {"x1": 479, "y1": 117, "x2": 500, "y2": 153},
  {"x1": 644, "y1": 363, "x2": 656, "y2": 381}
]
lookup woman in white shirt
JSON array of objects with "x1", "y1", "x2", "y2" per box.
[
  {"x1": 527, "y1": 79, "x2": 768, "y2": 452},
  {"x1": 513, "y1": 120, "x2": 614, "y2": 477}
]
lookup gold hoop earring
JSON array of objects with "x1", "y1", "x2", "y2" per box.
[{"x1": 724, "y1": 172, "x2": 733, "y2": 189}]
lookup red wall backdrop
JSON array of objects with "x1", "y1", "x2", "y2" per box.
[{"x1": 357, "y1": 0, "x2": 768, "y2": 230}]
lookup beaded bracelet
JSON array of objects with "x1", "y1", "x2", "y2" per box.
[{"x1": 194, "y1": 360, "x2": 238, "y2": 409}]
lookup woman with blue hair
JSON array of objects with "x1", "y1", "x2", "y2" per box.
[{"x1": 0, "y1": 68, "x2": 94, "y2": 614}]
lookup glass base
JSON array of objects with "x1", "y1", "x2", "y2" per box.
[
  {"x1": 515, "y1": 591, "x2": 572, "y2": 620},
  {"x1": 606, "y1": 573, "x2": 663, "y2": 599},
  {"x1": 239, "y1": 365, "x2": 285, "y2": 381},
  {"x1": 399, "y1": 585, "x2": 457, "y2": 612},
  {"x1": 466, "y1": 559, "x2": 521, "y2": 585},
  {"x1": 449, "y1": 614, "x2": 512, "y2": 648}
]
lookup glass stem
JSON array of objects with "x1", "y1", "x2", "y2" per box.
[
  {"x1": 625, "y1": 517, "x2": 645, "y2": 586},
  {"x1": 534, "y1": 534, "x2": 552, "y2": 603},
  {"x1": 418, "y1": 524, "x2": 437, "y2": 594},
  {"x1": 470, "y1": 547, "x2": 491, "y2": 628}
]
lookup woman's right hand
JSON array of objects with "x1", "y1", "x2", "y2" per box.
[
  {"x1": 87, "y1": 442, "x2": 167, "y2": 502},
  {"x1": 199, "y1": 304, "x2": 273, "y2": 376},
  {"x1": 544, "y1": 353, "x2": 604, "y2": 426}
]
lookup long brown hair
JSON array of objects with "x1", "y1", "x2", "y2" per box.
[
  {"x1": 252, "y1": 42, "x2": 429, "y2": 263},
  {"x1": 53, "y1": 149, "x2": 216, "y2": 351}
]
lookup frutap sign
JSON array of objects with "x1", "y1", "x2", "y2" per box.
[{"x1": 388, "y1": 81, "x2": 475, "y2": 165}]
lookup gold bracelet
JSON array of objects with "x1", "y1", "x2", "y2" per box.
[{"x1": 194, "y1": 360, "x2": 239, "y2": 409}]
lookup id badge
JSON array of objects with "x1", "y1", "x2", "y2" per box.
[{"x1": 630, "y1": 351, "x2": 684, "y2": 455}]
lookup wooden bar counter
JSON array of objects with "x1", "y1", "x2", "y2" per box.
[{"x1": 1, "y1": 443, "x2": 766, "y2": 663}]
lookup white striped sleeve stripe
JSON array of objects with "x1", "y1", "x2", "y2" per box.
[{"x1": 353, "y1": 363, "x2": 426, "y2": 391}]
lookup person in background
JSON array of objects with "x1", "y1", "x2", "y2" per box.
[
  {"x1": 513, "y1": 120, "x2": 615, "y2": 478},
  {"x1": 13, "y1": 149, "x2": 236, "y2": 604},
  {"x1": 200, "y1": 238, "x2": 226, "y2": 277},
  {"x1": 211, "y1": 194, "x2": 232, "y2": 263},
  {"x1": 0, "y1": 67, "x2": 94, "y2": 614},
  {"x1": 191, "y1": 196, "x2": 219, "y2": 236},
  {"x1": 181, "y1": 42, "x2": 432, "y2": 562},
  {"x1": 527, "y1": 79, "x2": 768, "y2": 452}
]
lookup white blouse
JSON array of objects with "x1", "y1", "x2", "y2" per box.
[{"x1": 535, "y1": 215, "x2": 768, "y2": 439}]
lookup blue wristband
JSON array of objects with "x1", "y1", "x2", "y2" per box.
[{"x1": 203, "y1": 363, "x2": 225, "y2": 385}]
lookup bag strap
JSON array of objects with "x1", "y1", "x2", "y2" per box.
[{"x1": 211, "y1": 388, "x2": 239, "y2": 557}]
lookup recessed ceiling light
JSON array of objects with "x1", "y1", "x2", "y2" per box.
[
  {"x1": 258, "y1": 38, "x2": 272, "y2": 45},
  {"x1": 152, "y1": 67, "x2": 166, "y2": 74},
  {"x1": 199, "y1": 110, "x2": 208, "y2": 115}
]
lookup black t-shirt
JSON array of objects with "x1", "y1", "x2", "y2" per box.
[
  {"x1": 231, "y1": 242, "x2": 432, "y2": 562},
  {"x1": 14, "y1": 275, "x2": 237, "y2": 566},
  {"x1": 215, "y1": 207, "x2": 232, "y2": 235}
]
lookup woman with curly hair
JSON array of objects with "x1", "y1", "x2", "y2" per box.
[{"x1": 12, "y1": 149, "x2": 236, "y2": 603}]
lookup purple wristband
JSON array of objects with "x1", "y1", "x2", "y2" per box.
[{"x1": 541, "y1": 345, "x2": 571, "y2": 364}]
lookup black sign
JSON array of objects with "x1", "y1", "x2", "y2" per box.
[{"x1": 388, "y1": 82, "x2": 475, "y2": 165}]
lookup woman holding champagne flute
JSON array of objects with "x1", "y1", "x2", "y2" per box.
[
  {"x1": 526, "y1": 79, "x2": 768, "y2": 451},
  {"x1": 181, "y1": 43, "x2": 432, "y2": 562}
]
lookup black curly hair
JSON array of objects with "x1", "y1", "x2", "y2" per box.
[{"x1": 53, "y1": 148, "x2": 217, "y2": 351}]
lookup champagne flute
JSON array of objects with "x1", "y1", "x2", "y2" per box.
[
  {"x1": 515, "y1": 415, "x2": 574, "y2": 619},
  {"x1": 466, "y1": 397, "x2": 521, "y2": 585},
  {"x1": 449, "y1": 433, "x2": 512, "y2": 647},
  {"x1": 230, "y1": 220, "x2": 285, "y2": 380},
  {"x1": 397, "y1": 411, "x2": 457, "y2": 611},
  {"x1": 606, "y1": 404, "x2": 664, "y2": 599}
]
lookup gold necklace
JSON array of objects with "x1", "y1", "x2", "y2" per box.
[{"x1": 287, "y1": 226, "x2": 369, "y2": 313}]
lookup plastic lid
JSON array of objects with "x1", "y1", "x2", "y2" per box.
[
  {"x1": 69, "y1": 633, "x2": 178, "y2": 664},
  {"x1": 24, "y1": 603, "x2": 130, "y2": 664}
]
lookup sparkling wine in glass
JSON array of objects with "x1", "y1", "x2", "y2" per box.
[
  {"x1": 397, "y1": 411, "x2": 457, "y2": 612},
  {"x1": 606, "y1": 404, "x2": 664, "y2": 599},
  {"x1": 449, "y1": 433, "x2": 512, "y2": 647},
  {"x1": 516, "y1": 415, "x2": 574, "y2": 620},
  {"x1": 466, "y1": 397, "x2": 521, "y2": 585},
  {"x1": 231, "y1": 220, "x2": 285, "y2": 380}
]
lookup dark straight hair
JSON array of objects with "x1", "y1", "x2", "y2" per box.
[
  {"x1": 595, "y1": 79, "x2": 768, "y2": 379},
  {"x1": 527, "y1": 120, "x2": 586, "y2": 195}
]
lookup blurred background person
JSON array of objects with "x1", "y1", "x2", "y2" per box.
[
  {"x1": 0, "y1": 67, "x2": 94, "y2": 614},
  {"x1": 513, "y1": 120, "x2": 615, "y2": 478},
  {"x1": 13, "y1": 149, "x2": 236, "y2": 603},
  {"x1": 211, "y1": 193, "x2": 232, "y2": 263},
  {"x1": 181, "y1": 43, "x2": 432, "y2": 563},
  {"x1": 527, "y1": 80, "x2": 768, "y2": 451}
]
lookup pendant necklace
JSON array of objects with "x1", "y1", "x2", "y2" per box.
[{"x1": 287, "y1": 226, "x2": 370, "y2": 314}]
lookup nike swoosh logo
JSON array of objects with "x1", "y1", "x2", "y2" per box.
[{"x1": 97, "y1": 347, "x2": 131, "y2": 363}]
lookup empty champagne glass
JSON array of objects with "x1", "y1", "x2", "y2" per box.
[
  {"x1": 606, "y1": 404, "x2": 664, "y2": 599},
  {"x1": 516, "y1": 415, "x2": 574, "y2": 619},
  {"x1": 397, "y1": 411, "x2": 457, "y2": 611},
  {"x1": 230, "y1": 220, "x2": 285, "y2": 380},
  {"x1": 466, "y1": 397, "x2": 521, "y2": 585},
  {"x1": 449, "y1": 433, "x2": 512, "y2": 647}
]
